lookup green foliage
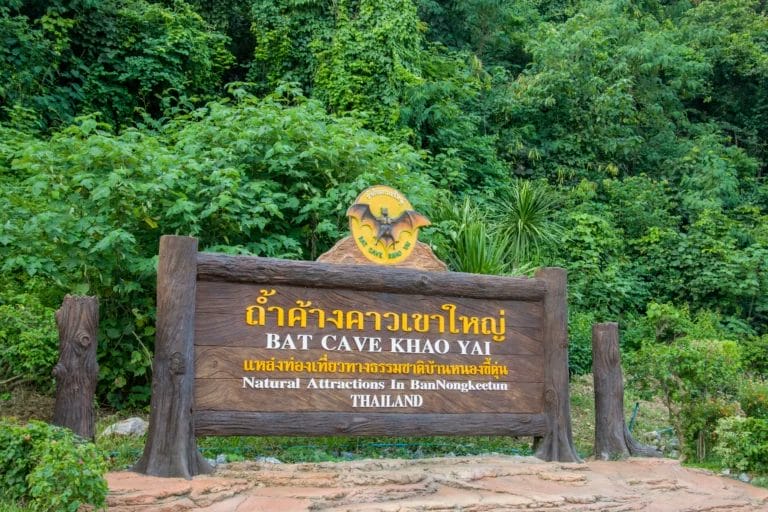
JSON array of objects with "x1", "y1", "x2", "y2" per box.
[
  {"x1": 492, "y1": 0, "x2": 709, "y2": 181},
  {"x1": 0, "y1": 420, "x2": 107, "y2": 511},
  {"x1": 600, "y1": 175, "x2": 679, "y2": 242},
  {"x1": 493, "y1": 179, "x2": 562, "y2": 267},
  {"x1": 631, "y1": 336, "x2": 743, "y2": 460},
  {"x1": 567, "y1": 309, "x2": 597, "y2": 376},
  {"x1": 739, "y1": 335, "x2": 768, "y2": 380},
  {"x1": 681, "y1": 0, "x2": 768, "y2": 166},
  {"x1": 0, "y1": 289, "x2": 58, "y2": 392},
  {"x1": 0, "y1": 93, "x2": 434, "y2": 406},
  {"x1": 312, "y1": 0, "x2": 425, "y2": 133},
  {"x1": 417, "y1": 0, "x2": 539, "y2": 72},
  {"x1": 401, "y1": 49, "x2": 507, "y2": 192},
  {"x1": 739, "y1": 380, "x2": 768, "y2": 420},
  {"x1": 680, "y1": 397, "x2": 741, "y2": 461},
  {"x1": 250, "y1": 0, "x2": 331, "y2": 92},
  {"x1": 430, "y1": 197, "x2": 515, "y2": 275},
  {"x1": 0, "y1": 0, "x2": 234, "y2": 131},
  {"x1": 186, "y1": 0, "x2": 255, "y2": 81},
  {"x1": 0, "y1": 8, "x2": 72, "y2": 129},
  {"x1": 552, "y1": 206, "x2": 648, "y2": 315},
  {"x1": 77, "y1": 0, "x2": 234, "y2": 128},
  {"x1": 714, "y1": 416, "x2": 768, "y2": 474},
  {"x1": 637, "y1": 208, "x2": 768, "y2": 326}
]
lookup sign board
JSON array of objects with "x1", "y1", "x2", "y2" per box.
[
  {"x1": 135, "y1": 237, "x2": 579, "y2": 478},
  {"x1": 195, "y1": 263, "x2": 541, "y2": 424}
]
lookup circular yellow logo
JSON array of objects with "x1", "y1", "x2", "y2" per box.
[{"x1": 346, "y1": 186, "x2": 430, "y2": 265}]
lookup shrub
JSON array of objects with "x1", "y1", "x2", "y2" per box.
[
  {"x1": 739, "y1": 380, "x2": 768, "y2": 420},
  {"x1": 567, "y1": 309, "x2": 596, "y2": 377},
  {"x1": 714, "y1": 416, "x2": 768, "y2": 474},
  {"x1": 739, "y1": 335, "x2": 768, "y2": 380},
  {"x1": 0, "y1": 292, "x2": 58, "y2": 392},
  {"x1": 680, "y1": 398, "x2": 741, "y2": 461},
  {"x1": 0, "y1": 420, "x2": 107, "y2": 511},
  {"x1": 630, "y1": 337, "x2": 742, "y2": 461}
]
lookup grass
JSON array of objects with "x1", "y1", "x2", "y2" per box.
[
  {"x1": 95, "y1": 374, "x2": 673, "y2": 469},
  {"x1": 568, "y1": 373, "x2": 671, "y2": 458},
  {"x1": 3, "y1": 375, "x2": 676, "y2": 473}
]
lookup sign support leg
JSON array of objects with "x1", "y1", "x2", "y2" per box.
[{"x1": 133, "y1": 235, "x2": 212, "y2": 478}]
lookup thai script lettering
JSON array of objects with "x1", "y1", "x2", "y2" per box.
[
  {"x1": 245, "y1": 289, "x2": 506, "y2": 342},
  {"x1": 242, "y1": 355, "x2": 509, "y2": 380}
]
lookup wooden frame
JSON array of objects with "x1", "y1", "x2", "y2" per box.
[{"x1": 135, "y1": 235, "x2": 580, "y2": 478}]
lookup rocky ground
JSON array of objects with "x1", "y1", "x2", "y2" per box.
[{"x1": 106, "y1": 455, "x2": 768, "y2": 511}]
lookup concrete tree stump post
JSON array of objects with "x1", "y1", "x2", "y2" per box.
[
  {"x1": 592, "y1": 322, "x2": 660, "y2": 459},
  {"x1": 133, "y1": 235, "x2": 213, "y2": 478},
  {"x1": 52, "y1": 295, "x2": 99, "y2": 440}
]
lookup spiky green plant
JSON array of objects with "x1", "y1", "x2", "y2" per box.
[
  {"x1": 432, "y1": 197, "x2": 516, "y2": 275},
  {"x1": 493, "y1": 179, "x2": 562, "y2": 267}
]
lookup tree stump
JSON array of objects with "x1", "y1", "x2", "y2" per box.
[
  {"x1": 592, "y1": 322, "x2": 660, "y2": 459},
  {"x1": 133, "y1": 235, "x2": 213, "y2": 478},
  {"x1": 52, "y1": 295, "x2": 99, "y2": 440}
]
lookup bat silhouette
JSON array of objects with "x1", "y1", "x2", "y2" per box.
[{"x1": 347, "y1": 204, "x2": 430, "y2": 249}]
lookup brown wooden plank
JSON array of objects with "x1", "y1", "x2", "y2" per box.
[
  {"x1": 195, "y1": 346, "x2": 544, "y2": 382},
  {"x1": 194, "y1": 378, "x2": 544, "y2": 414},
  {"x1": 196, "y1": 253, "x2": 547, "y2": 301},
  {"x1": 194, "y1": 411, "x2": 549, "y2": 437},
  {"x1": 193, "y1": 282, "x2": 544, "y2": 355}
]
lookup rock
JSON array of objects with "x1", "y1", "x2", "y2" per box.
[
  {"x1": 739, "y1": 472, "x2": 751, "y2": 483},
  {"x1": 255, "y1": 456, "x2": 282, "y2": 464},
  {"x1": 100, "y1": 417, "x2": 148, "y2": 437},
  {"x1": 643, "y1": 430, "x2": 661, "y2": 442},
  {"x1": 721, "y1": 468, "x2": 731, "y2": 476},
  {"x1": 317, "y1": 236, "x2": 448, "y2": 271},
  {"x1": 216, "y1": 454, "x2": 227, "y2": 465}
]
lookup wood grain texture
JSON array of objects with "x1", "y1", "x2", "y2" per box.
[
  {"x1": 52, "y1": 295, "x2": 99, "y2": 440},
  {"x1": 133, "y1": 236, "x2": 213, "y2": 478},
  {"x1": 194, "y1": 281, "x2": 544, "y2": 355},
  {"x1": 195, "y1": 379, "x2": 544, "y2": 414},
  {"x1": 197, "y1": 253, "x2": 547, "y2": 301},
  {"x1": 592, "y1": 323, "x2": 661, "y2": 459},
  {"x1": 194, "y1": 411, "x2": 549, "y2": 437},
  {"x1": 533, "y1": 268, "x2": 581, "y2": 463}
]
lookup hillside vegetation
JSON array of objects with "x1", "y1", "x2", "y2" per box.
[{"x1": 1, "y1": 0, "x2": 767, "y2": 475}]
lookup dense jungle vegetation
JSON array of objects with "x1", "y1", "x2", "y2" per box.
[{"x1": 1, "y1": 0, "x2": 767, "y2": 472}]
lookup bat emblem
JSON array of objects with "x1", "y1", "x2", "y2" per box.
[
  {"x1": 346, "y1": 185, "x2": 430, "y2": 265},
  {"x1": 347, "y1": 204, "x2": 431, "y2": 250}
]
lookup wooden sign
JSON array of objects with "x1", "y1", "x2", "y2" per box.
[{"x1": 135, "y1": 236, "x2": 580, "y2": 478}]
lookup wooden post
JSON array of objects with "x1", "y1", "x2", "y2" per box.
[
  {"x1": 592, "y1": 322, "x2": 660, "y2": 459},
  {"x1": 534, "y1": 268, "x2": 581, "y2": 462},
  {"x1": 52, "y1": 295, "x2": 99, "y2": 440},
  {"x1": 133, "y1": 235, "x2": 213, "y2": 478}
]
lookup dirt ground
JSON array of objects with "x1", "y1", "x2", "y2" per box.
[{"x1": 106, "y1": 455, "x2": 768, "y2": 511}]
